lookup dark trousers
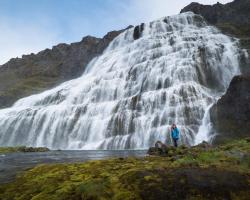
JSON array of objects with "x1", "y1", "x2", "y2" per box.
[{"x1": 173, "y1": 139, "x2": 178, "y2": 147}]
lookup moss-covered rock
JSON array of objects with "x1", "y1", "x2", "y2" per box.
[
  {"x1": 0, "y1": 139, "x2": 249, "y2": 199},
  {"x1": 0, "y1": 146, "x2": 50, "y2": 153}
]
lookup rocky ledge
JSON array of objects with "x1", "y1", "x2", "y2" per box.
[{"x1": 0, "y1": 139, "x2": 249, "y2": 200}]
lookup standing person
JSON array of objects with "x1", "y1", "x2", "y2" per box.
[{"x1": 171, "y1": 124, "x2": 180, "y2": 147}]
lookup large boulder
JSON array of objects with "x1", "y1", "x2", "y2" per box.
[
  {"x1": 0, "y1": 27, "x2": 132, "y2": 108},
  {"x1": 210, "y1": 75, "x2": 250, "y2": 143}
]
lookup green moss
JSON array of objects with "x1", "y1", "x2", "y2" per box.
[
  {"x1": 0, "y1": 146, "x2": 49, "y2": 153},
  {"x1": 0, "y1": 139, "x2": 249, "y2": 200}
]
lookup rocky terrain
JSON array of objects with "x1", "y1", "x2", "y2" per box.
[
  {"x1": 0, "y1": 27, "x2": 131, "y2": 108},
  {"x1": 0, "y1": 138, "x2": 249, "y2": 200}
]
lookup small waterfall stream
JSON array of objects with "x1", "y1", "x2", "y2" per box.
[{"x1": 0, "y1": 12, "x2": 241, "y2": 149}]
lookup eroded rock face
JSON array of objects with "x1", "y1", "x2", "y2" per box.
[
  {"x1": 0, "y1": 27, "x2": 131, "y2": 108},
  {"x1": 181, "y1": 0, "x2": 250, "y2": 74},
  {"x1": 210, "y1": 75, "x2": 250, "y2": 143},
  {"x1": 181, "y1": 0, "x2": 250, "y2": 37}
]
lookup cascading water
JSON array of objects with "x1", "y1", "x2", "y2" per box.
[{"x1": 0, "y1": 12, "x2": 241, "y2": 149}]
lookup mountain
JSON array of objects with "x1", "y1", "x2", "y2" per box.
[
  {"x1": 0, "y1": 27, "x2": 131, "y2": 108},
  {"x1": 0, "y1": 12, "x2": 242, "y2": 149}
]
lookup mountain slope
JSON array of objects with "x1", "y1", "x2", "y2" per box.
[{"x1": 0, "y1": 27, "x2": 130, "y2": 108}]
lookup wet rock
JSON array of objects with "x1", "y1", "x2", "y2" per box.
[
  {"x1": 133, "y1": 23, "x2": 145, "y2": 40},
  {"x1": 210, "y1": 75, "x2": 250, "y2": 143}
]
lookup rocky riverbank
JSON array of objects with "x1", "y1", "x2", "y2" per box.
[
  {"x1": 0, "y1": 146, "x2": 49, "y2": 153},
  {"x1": 0, "y1": 139, "x2": 249, "y2": 200}
]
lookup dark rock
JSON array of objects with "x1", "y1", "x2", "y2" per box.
[
  {"x1": 148, "y1": 141, "x2": 189, "y2": 157},
  {"x1": 0, "y1": 27, "x2": 131, "y2": 108},
  {"x1": 210, "y1": 75, "x2": 250, "y2": 143},
  {"x1": 193, "y1": 141, "x2": 212, "y2": 150},
  {"x1": 181, "y1": 0, "x2": 250, "y2": 37},
  {"x1": 133, "y1": 23, "x2": 144, "y2": 40}
]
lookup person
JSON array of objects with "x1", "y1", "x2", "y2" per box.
[{"x1": 171, "y1": 124, "x2": 180, "y2": 147}]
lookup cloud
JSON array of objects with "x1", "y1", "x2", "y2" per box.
[{"x1": 0, "y1": 0, "x2": 233, "y2": 65}]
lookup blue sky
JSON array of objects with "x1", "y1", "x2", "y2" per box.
[{"x1": 0, "y1": 0, "x2": 232, "y2": 64}]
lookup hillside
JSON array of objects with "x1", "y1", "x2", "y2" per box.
[{"x1": 0, "y1": 27, "x2": 130, "y2": 108}]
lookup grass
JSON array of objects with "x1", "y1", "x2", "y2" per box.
[{"x1": 0, "y1": 139, "x2": 249, "y2": 200}]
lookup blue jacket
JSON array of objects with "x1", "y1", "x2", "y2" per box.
[{"x1": 171, "y1": 128, "x2": 180, "y2": 140}]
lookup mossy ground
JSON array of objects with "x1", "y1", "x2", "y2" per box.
[
  {"x1": 0, "y1": 146, "x2": 49, "y2": 153},
  {"x1": 0, "y1": 139, "x2": 249, "y2": 200}
]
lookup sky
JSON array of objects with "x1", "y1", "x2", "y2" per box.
[{"x1": 0, "y1": 0, "x2": 233, "y2": 65}]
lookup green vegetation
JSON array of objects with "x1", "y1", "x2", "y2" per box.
[
  {"x1": 0, "y1": 139, "x2": 249, "y2": 200},
  {"x1": 0, "y1": 146, "x2": 50, "y2": 153}
]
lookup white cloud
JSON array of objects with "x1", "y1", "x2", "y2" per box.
[{"x1": 0, "y1": 0, "x2": 233, "y2": 65}]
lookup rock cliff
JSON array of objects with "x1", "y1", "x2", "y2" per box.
[{"x1": 210, "y1": 75, "x2": 250, "y2": 143}]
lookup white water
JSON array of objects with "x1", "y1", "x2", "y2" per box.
[{"x1": 0, "y1": 12, "x2": 241, "y2": 149}]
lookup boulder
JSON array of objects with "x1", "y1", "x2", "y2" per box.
[{"x1": 210, "y1": 75, "x2": 250, "y2": 143}]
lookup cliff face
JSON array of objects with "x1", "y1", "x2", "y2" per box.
[
  {"x1": 0, "y1": 27, "x2": 130, "y2": 108},
  {"x1": 210, "y1": 75, "x2": 250, "y2": 143},
  {"x1": 181, "y1": 0, "x2": 250, "y2": 37},
  {"x1": 181, "y1": 0, "x2": 250, "y2": 74}
]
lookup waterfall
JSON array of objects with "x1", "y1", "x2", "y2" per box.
[{"x1": 0, "y1": 12, "x2": 241, "y2": 149}]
